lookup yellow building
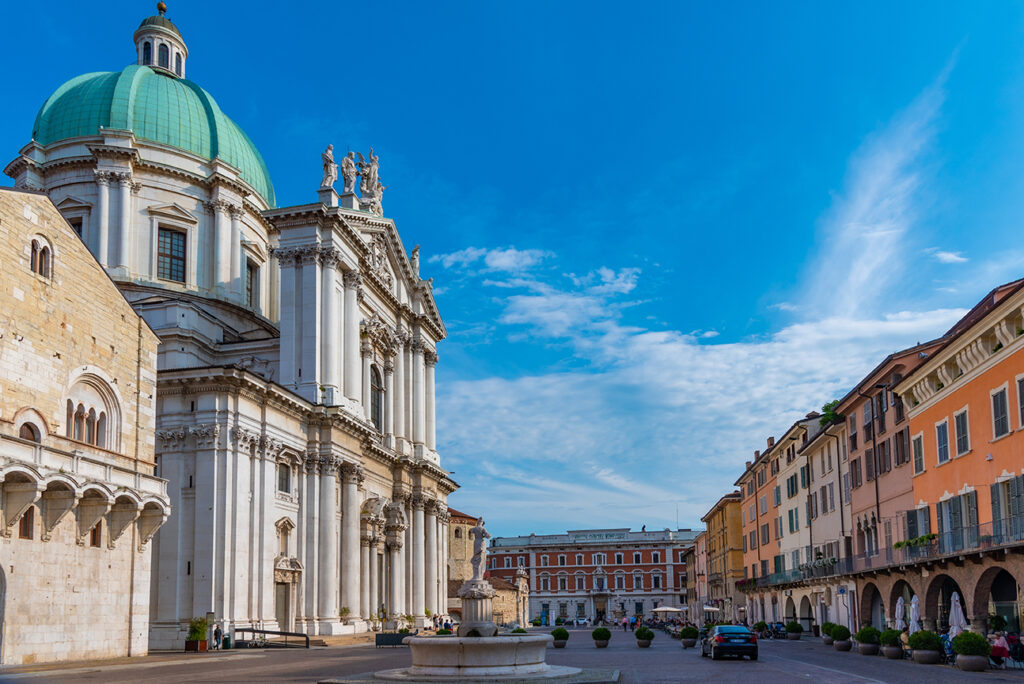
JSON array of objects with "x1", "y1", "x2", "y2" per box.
[{"x1": 701, "y1": 492, "x2": 745, "y2": 622}]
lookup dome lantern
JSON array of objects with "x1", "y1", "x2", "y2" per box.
[{"x1": 133, "y1": 2, "x2": 189, "y2": 78}]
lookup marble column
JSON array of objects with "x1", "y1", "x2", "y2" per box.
[
  {"x1": 404, "y1": 498, "x2": 413, "y2": 614},
  {"x1": 384, "y1": 359, "x2": 394, "y2": 440},
  {"x1": 424, "y1": 502, "x2": 437, "y2": 616},
  {"x1": 94, "y1": 171, "x2": 110, "y2": 264},
  {"x1": 360, "y1": 534, "x2": 371, "y2": 620},
  {"x1": 213, "y1": 200, "x2": 230, "y2": 290},
  {"x1": 425, "y1": 351, "x2": 437, "y2": 451},
  {"x1": 116, "y1": 173, "x2": 132, "y2": 270},
  {"x1": 229, "y1": 204, "x2": 242, "y2": 299},
  {"x1": 439, "y1": 513, "x2": 448, "y2": 615},
  {"x1": 318, "y1": 457, "x2": 339, "y2": 626},
  {"x1": 343, "y1": 272, "x2": 361, "y2": 402},
  {"x1": 412, "y1": 340, "x2": 425, "y2": 445},
  {"x1": 361, "y1": 341, "x2": 372, "y2": 421},
  {"x1": 303, "y1": 460, "x2": 320, "y2": 624},
  {"x1": 393, "y1": 333, "x2": 406, "y2": 442},
  {"x1": 340, "y1": 464, "x2": 363, "y2": 621},
  {"x1": 412, "y1": 496, "x2": 425, "y2": 617},
  {"x1": 320, "y1": 250, "x2": 339, "y2": 402},
  {"x1": 387, "y1": 534, "x2": 404, "y2": 618},
  {"x1": 369, "y1": 535, "x2": 380, "y2": 619}
]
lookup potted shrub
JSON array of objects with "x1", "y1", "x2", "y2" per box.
[
  {"x1": 831, "y1": 625, "x2": 852, "y2": 651},
  {"x1": 592, "y1": 627, "x2": 611, "y2": 648},
  {"x1": 551, "y1": 627, "x2": 569, "y2": 648},
  {"x1": 785, "y1": 621, "x2": 803, "y2": 640},
  {"x1": 854, "y1": 626, "x2": 880, "y2": 655},
  {"x1": 635, "y1": 626, "x2": 654, "y2": 648},
  {"x1": 880, "y1": 629, "x2": 902, "y2": 659},
  {"x1": 753, "y1": 621, "x2": 767, "y2": 635},
  {"x1": 679, "y1": 626, "x2": 699, "y2": 649},
  {"x1": 185, "y1": 616, "x2": 208, "y2": 653},
  {"x1": 952, "y1": 631, "x2": 990, "y2": 672},
  {"x1": 820, "y1": 622, "x2": 835, "y2": 645},
  {"x1": 908, "y1": 630, "x2": 942, "y2": 664},
  {"x1": 436, "y1": 628, "x2": 453, "y2": 635}
]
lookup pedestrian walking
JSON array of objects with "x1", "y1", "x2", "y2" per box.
[{"x1": 213, "y1": 624, "x2": 223, "y2": 651}]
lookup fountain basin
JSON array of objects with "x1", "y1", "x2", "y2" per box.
[{"x1": 372, "y1": 634, "x2": 582, "y2": 680}]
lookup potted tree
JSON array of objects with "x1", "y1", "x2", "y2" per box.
[
  {"x1": 785, "y1": 621, "x2": 803, "y2": 640},
  {"x1": 908, "y1": 630, "x2": 943, "y2": 664},
  {"x1": 820, "y1": 622, "x2": 835, "y2": 645},
  {"x1": 854, "y1": 626, "x2": 880, "y2": 655},
  {"x1": 952, "y1": 631, "x2": 990, "y2": 672},
  {"x1": 679, "y1": 626, "x2": 699, "y2": 649},
  {"x1": 880, "y1": 629, "x2": 902, "y2": 659},
  {"x1": 185, "y1": 616, "x2": 208, "y2": 652},
  {"x1": 635, "y1": 626, "x2": 654, "y2": 648},
  {"x1": 831, "y1": 625, "x2": 852, "y2": 651},
  {"x1": 592, "y1": 627, "x2": 611, "y2": 648},
  {"x1": 551, "y1": 627, "x2": 569, "y2": 648}
]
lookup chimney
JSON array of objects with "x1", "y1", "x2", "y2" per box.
[
  {"x1": 745, "y1": 461, "x2": 752, "y2": 469},
  {"x1": 754, "y1": 450, "x2": 761, "y2": 459},
  {"x1": 767, "y1": 436, "x2": 775, "y2": 447}
]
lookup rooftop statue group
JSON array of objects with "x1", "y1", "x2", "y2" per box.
[{"x1": 321, "y1": 144, "x2": 387, "y2": 214}]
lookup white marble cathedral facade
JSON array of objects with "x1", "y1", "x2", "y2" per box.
[{"x1": 4, "y1": 5, "x2": 455, "y2": 647}]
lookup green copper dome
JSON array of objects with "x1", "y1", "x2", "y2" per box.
[{"x1": 32, "y1": 65, "x2": 275, "y2": 207}]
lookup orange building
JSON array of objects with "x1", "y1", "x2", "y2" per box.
[{"x1": 736, "y1": 436, "x2": 784, "y2": 622}]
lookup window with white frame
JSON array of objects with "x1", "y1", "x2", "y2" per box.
[
  {"x1": 651, "y1": 573, "x2": 662, "y2": 589},
  {"x1": 541, "y1": 555, "x2": 549, "y2": 567},
  {"x1": 576, "y1": 553, "x2": 584, "y2": 565},
  {"x1": 633, "y1": 551, "x2": 641, "y2": 564},
  {"x1": 518, "y1": 556, "x2": 526, "y2": 567},
  {"x1": 912, "y1": 434, "x2": 925, "y2": 474},
  {"x1": 993, "y1": 387, "x2": 1010, "y2": 438},
  {"x1": 633, "y1": 572, "x2": 643, "y2": 589},
  {"x1": 652, "y1": 551, "x2": 660, "y2": 563},
  {"x1": 954, "y1": 408, "x2": 970, "y2": 455},
  {"x1": 558, "y1": 575, "x2": 568, "y2": 591},
  {"x1": 540, "y1": 575, "x2": 550, "y2": 591},
  {"x1": 277, "y1": 463, "x2": 290, "y2": 493},
  {"x1": 615, "y1": 573, "x2": 625, "y2": 589},
  {"x1": 615, "y1": 552, "x2": 623, "y2": 564},
  {"x1": 936, "y1": 421, "x2": 950, "y2": 465},
  {"x1": 558, "y1": 554, "x2": 566, "y2": 566}
]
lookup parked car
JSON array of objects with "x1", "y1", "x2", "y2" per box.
[{"x1": 700, "y1": 624, "x2": 758, "y2": 660}]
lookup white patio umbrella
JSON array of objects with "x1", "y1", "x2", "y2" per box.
[
  {"x1": 909, "y1": 595, "x2": 920, "y2": 635},
  {"x1": 948, "y1": 592, "x2": 968, "y2": 638},
  {"x1": 651, "y1": 606, "x2": 682, "y2": 613},
  {"x1": 894, "y1": 596, "x2": 906, "y2": 631},
  {"x1": 703, "y1": 605, "x2": 721, "y2": 612}
]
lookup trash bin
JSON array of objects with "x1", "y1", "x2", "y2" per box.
[{"x1": 223, "y1": 635, "x2": 232, "y2": 650}]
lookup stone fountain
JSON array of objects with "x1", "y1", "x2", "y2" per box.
[{"x1": 322, "y1": 519, "x2": 608, "y2": 682}]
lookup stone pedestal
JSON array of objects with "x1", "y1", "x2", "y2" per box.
[
  {"x1": 457, "y1": 579, "x2": 498, "y2": 637},
  {"x1": 339, "y1": 192, "x2": 359, "y2": 209},
  {"x1": 319, "y1": 187, "x2": 339, "y2": 207}
]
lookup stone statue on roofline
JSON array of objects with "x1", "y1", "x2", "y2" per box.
[
  {"x1": 341, "y1": 151, "x2": 358, "y2": 194},
  {"x1": 320, "y1": 144, "x2": 337, "y2": 189}
]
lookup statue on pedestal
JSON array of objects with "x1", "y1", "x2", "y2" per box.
[
  {"x1": 410, "y1": 245, "x2": 420, "y2": 278},
  {"x1": 341, "y1": 151, "x2": 358, "y2": 194},
  {"x1": 320, "y1": 144, "x2": 337, "y2": 189},
  {"x1": 470, "y1": 518, "x2": 491, "y2": 581}
]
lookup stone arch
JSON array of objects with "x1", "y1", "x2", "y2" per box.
[
  {"x1": 973, "y1": 566, "x2": 1020, "y2": 631},
  {"x1": 12, "y1": 407, "x2": 50, "y2": 442},
  {"x1": 785, "y1": 595, "x2": 796, "y2": 621},
  {"x1": 63, "y1": 367, "x2": 125, "y2": 452},
  {"x1": 924, "y1": 573, "x2": 967, "y2": 632},
  {"x1": 889, "y1": 578, "x2": 917, "y2": 618},
  {"x1": 798, "y1": 595, "x2": 813, "y2": 629},
  {"x1": 860, "y1": 581, "x2": 884, "y2": 629}
]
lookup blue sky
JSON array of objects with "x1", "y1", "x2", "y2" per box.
[{"x1": 4, "y1": 2, "x2": 1024, "y2": 537}]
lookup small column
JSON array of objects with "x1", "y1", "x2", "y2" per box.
[
  {"x1": 425, "y1": 351, "x2": 438, "y2": 451},
  {"x1": 94, "y1": 171, "x2": 110, "y2": 264},
  {"x1": 361, "y1": 341, "x2": 372, "y2": 421},
  {"x1": 343, "y1": 272, "x2": 361, "y2": 401},
  {"x1": 340, "y1": 463, "x2": 363, "y2": 622},
  {"x1": 424, "y1": 502, "x2": 437, "y2": 616},
  {"x1": 369, "y1": 536, "x2": 380, "y2": 620},
  {"x1": 320, "y1": 249, "x2": 339, "y2": 403},
  {"x1": 318, "y1": 457, "x2": 339, "y2": 629},
  {"x1": 387, "y1": 532, "x2": 405, "y2": 618},
  {"x1": 116, "y1": 173, "x2": 133, "y2": 270},
  {"x1": 213, "y1": 201, "x2": 230, "y2": 290},
  {"x1": 412, "y1": 495, "x2": 425, "y2": 618},
  {"x1": 384, "y1": 359, "x2": 395, "y2": 441},
  {"x1": 229, "y1": 204, "x2": 243, "y2": 299},
  {"x1": 360, "y1": 534, "x2": 371, "y2": 620},
  {"x1": 412, "y1": 339, "x2": 425, "y2": 445},
  {"x1": 394, "y1": 332, "x2": 407, "y2": 442}
]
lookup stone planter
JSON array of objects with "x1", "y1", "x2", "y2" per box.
[
  {"x1": 956, "y1": 654, "x2": 988, "y2": 672},
  {"x1": 834, "y1": 640, "x2": 852, "y2": 652},
  {"x1": 681, "y1": 638, "x2": 698, "y2": 648},
  {"x1": 822, "y1": 635, "x2": 834, "y2": 645},
  {"x1": 912, "y1": 649, "x2": 942, "y2": 664},
  {"x1": 637, "y1": 639, "x2": 652, "y2": 648},
  {"x1": 185, "y1": 639, "x2": 207, "y2": 653},
  {"x1": 552, "y1": 640, "x2": 567, "y2": 649},
  {"x1": 787, "y1": 632, "x2": 801, "y2": 640},
  {"x1": 594, "y1": 640, "x2": 609, "y2": 648},
  {"x1": 882, "y1": 645, "x2": 903, "y2": 659},
  {"x1": 858, "y1": 643, "x2": 879, "y2": 655}
]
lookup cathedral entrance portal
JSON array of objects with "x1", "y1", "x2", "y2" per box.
[{"x1": 275, "y1": 582, "x2": 291, "y2": 632}]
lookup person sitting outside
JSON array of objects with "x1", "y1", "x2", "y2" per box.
[{"x1": 991, "y1": 632, "x2": 1010, "y2": 669}]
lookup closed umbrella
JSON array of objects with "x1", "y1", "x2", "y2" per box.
[
  {"x1": 909, "y1": 595, "x2": 920, "y2": 635},
  {"x1": 948, "y1": 592, "x2": 968, "y2": 638},
  {"x1": 894, "y1": 596, "x2": 906, "y2": 631}
]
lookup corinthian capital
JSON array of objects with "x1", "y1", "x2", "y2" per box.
[
  {"x1": 94, "y1": 170, "x2": 112, "y2": 185},
  {"x1": 424, "y1": 350, "x2": 439, "y2": 367},
  {"x1": 343, "y1": 271, "x2": 362, "y2": 289},
  {"x1": 340, "y1": 461, "x2": 365, "y2": 485}
]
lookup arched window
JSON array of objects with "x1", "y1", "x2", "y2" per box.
[
  {"x1": 175, "y1": 53, "x2": 182, "y2": 76},
  {"x1": 73, "y1": 403, "x2": 86, "y2": 441},
  {"x1": 158, "y1": 44, "x2": 169, "y2": 69},
  {"x1": 65, "y1": 374, "x2": 121, "y2": 451},
  {"x1": 454, "y1": 528, "x2": 462, "y2": 539},
  {"x1": 370, "y1": 365, "x2": 384, "y2": 432},
  {"x1": 30, "y1": 240, "x2": 51, "y2": 278},
  {"x1": 143, "y1": 41, "x2": 152, "y2": 64},
  {"x1": 19, "y1": 423, "x2": 40, "y2": 442}
]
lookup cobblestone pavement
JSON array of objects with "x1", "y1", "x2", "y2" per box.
[{"x1": 5, "y1": 629, "x2": 1024, "y2": 683}]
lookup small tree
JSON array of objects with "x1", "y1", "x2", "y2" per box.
[
  {"x1": 819, "y1": 400, "x2": 843, "y2": 427},
  {"x1": 830, "y1": 625, "x2": 851, "y2": 641},
  {"x1": 952, "y1": 631, "x2": 991, "y2": 656},
  {"x1": 879, "y1": 629, "x2": 901, "y2": 647},
  {"x1": 339, "y1": 606, "x2": 351, "y2": 620},
  {"x1": 592, "y1": 627, "x2": 612, "y2": 641},
  {"x1": 907, "y1": 630, "x2": 942, "y2": 652},
  {"x1": 785, "y1": 621, "x2": 803, "y2": 634},
  {"x1": 187, "y1": 617, "x2": 208, "y2": 642},
  {"x1": 855, "y1": 626, "x2": 880, "y2": 644}
]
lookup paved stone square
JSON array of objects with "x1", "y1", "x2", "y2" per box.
[{"x1": 6, "y1": 630, "x2": 1024, "y2": 684}]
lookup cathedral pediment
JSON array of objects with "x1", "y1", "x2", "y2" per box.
[{"x1": 145, "y1": 202, "x2": 198, "y2": 223}]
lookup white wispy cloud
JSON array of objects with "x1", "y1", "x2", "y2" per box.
[
  {"x1": 430, "y1": 246, "x2": 550, "y2": 273},
  {"x1": 926, "y1": 247, "x2": 968, "y2": 264}
]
